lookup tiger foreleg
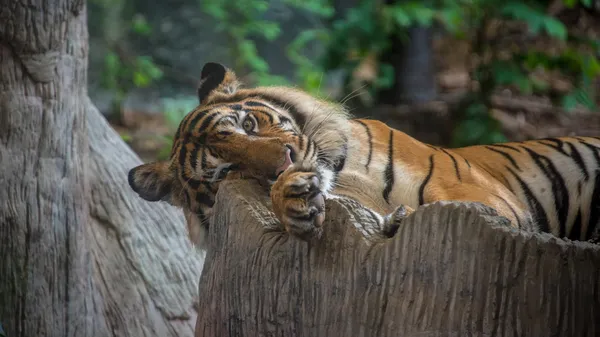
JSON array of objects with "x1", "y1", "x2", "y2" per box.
[{"x1": 270, "y1": 165, "x2": 326, "y2": 241}]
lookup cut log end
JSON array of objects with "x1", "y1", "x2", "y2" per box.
[{"x1": 196, "y1": 179, "x2": 600, "y2": 337}]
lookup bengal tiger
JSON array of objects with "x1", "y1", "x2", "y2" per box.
[{"x1": 128, "y1": 62, "x2": 600, "y2": 247}]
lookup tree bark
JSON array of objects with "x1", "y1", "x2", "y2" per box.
[
  {"x1": 196, "y1": 179, "x2": 600, "y2": 337},
  {"x1": 0, "y1": 1, "x2": 203, "y2": 336}
]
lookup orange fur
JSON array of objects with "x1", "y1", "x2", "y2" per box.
[{"x1": 128, "y1": 63, "x2": 600, "y2": 247}]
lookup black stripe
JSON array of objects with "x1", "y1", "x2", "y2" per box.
[
  {"x1": 187, "y1": 108, "x2": 214, "y2": 134},
  {"x1": 279, "y1": 115, "x2": 292, "y2": 124},
  {"x1": 566, "y1": 142, "x2": 589, "y2": 180},
  {"x1": 522, "y1": 146, "x2": 569, "y2": 237},
  {"x1": 297, "y1": 135, "x2": 304, "y2": 151},
  {"x1": 441, "y1": 149, "x2": 461, "y2": 181},
  {"x1": 331, "y1": 138, "x2": 349, "y2": 186},
  {"x1": 190, "y1": 145, "x2": 200, "y2": 170},
  {"x1": 201, "y1": 149, "x2": 207, "y2": 168},
  {"x1": 244, "y1": 100, "x2": 272, "y2": 109},
  {"x1": 178, "y1": 144, "x2": 188, "y2": 167},
  {"x1": 209, "y1": 114, "x2": 237, "y2": 132},
  {"x1": 195, "y1": 192, "x2": 215, "y2": 207},
  {"x1": 539, "y1": 138, "x2": 567, "y2": 155},
  {"x1": 419, "y1": 155, "x2": 435, "y2": 205},
  {"x1": 180, "y1": 171, "x2": 202, "y2": 190},
  {"x1": 334, "y1": 143, "x2": 348, "y2": 173},
  {"x1": 506, "y1": 166, "x2": 549, "y2": 232},
  {"x1": 202, "y1": 94, "x2": 307, "y2": 129},
  {"x1": 485, "y1": 146, "x2": 521, "y2": 171},
  {"x1": 252, "y1": 109, "x2": 275, "y2": 124},
  {"x1": 489, "y1": 143, "x2": 521, "y2": 152},
  {"x1": 354, "y1": 120, "x2": 373, "y2": 170},
  {"x1": 169, "y1": 140, "x2": 180, "y2": 160},
  {"x1": 464, "y1": 158, "x2": 471, "y2": 169},
  {"x1": 253, "y1": 95, "x2": 307, "y2": 128},
  {"x1": 578, "y1": 139, "x2": 600, "y2": 168},
  {"x1": 220, "y1": 94, "x2": 306, "y2": 128},
  {"x1": 229, "y1": 104, "x2": 242, "y2": 110},
  {"x1": 493, "y1": 193, "x2": 522, "y2": 228},
  {"x1": 304, "y1": 140, "x2": 313, "y2": 161},
  {"x1": 571, "y1": 208, "x2": 583, "y2": 241},
  {"x1": 587, "y1": 170, "x2": 600, "y2": 241},
  {"x1": 497, "y1": 172, "x2": 515, "y2": 194},
  {"x1": 425, "y1": 144, "x2": 439, "y2": 151},
  {"x1": 174, "y1": 119, "x2": 185, "y2": 141},
  {"x1": 197, "y1": 111, "x2": 219, "y2": 131},
  {"x1": 382, "y1": 130, "x2": 395, "y2": 204}
]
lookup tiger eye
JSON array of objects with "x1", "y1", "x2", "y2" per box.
[{"x1": 242, "y1": 118, "x2": 254, "y2": 132}]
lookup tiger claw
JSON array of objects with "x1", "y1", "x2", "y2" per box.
[
  {"x1": 271, "y1": 168, "x2": 325, "y2": 241},
  {"x1": 382, "y1": 204, "x2": 414, "y2": 237}
]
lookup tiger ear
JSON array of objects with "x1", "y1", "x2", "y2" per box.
[
  {"x1": 197, "y1": 62, "x2": 240, "y2": 104},
  {"x1": 128, "y1": 161, "x2": 174, "y2": 202}
]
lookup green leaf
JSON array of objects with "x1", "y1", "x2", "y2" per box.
[
  {"x1": 253, "y1": 21, "x2": 281, "y2": 41},
  {"x1": 202, "y1": 1, "x2": 228, "y2": 20},
  {"x1": 581, "y1": 0, "x2": 593, "y2": 8},
  {"x1": 562, "y1": 0, "x2": 578, "y2": 8},
  {"x1": 389, "y1": 7, "x2": 412, "y2": 27},
  {"x1": 104, "y1": 52, "x2": 120, "y2": 72},
  {"x1": 561, "y1": 93, "x2": 579, "y2": 111},
  {"x1": 133, "y1": 72, "x2": 150, "y2": 88},
  {"x1": 501, "y1": 2, "x2": 566, "y2": 40},
  {"x1": 407, "y1": 5, "x2": 435, "y2": 26},
  {"x1": 131, "y1": 14, "x2": 152, "y2": 36},
  {"x1": 374, "y1": 63, "x2": 395, "y2": 89},
  {"x1": 542, "y1": 17, "x2": 567, "y2": 40},
  {"x1": 437, "y1": 7, "x2": 464, "y2": 35}
]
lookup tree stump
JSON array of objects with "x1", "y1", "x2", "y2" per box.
[
  {"x1": 0, "y1": 2, "x2": 203, "y2": 335},
  {"x1": 196, "y1": 180, "x2": 600, "y2": 337}
]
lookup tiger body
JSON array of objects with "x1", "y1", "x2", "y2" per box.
[
  {"x1": 337, "y1": 120, "x2": 600, "y2": 240},
  {"x1": 128, "y1": 62, "x2": 600, "y2": 247}
]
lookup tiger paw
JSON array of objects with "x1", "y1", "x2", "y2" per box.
[
  {"x1": 382, "y1": 204, "x2": 414, "y2": 237},
  {"x1": 270, "y1": 168, "x2": 325, "y2": 241}
]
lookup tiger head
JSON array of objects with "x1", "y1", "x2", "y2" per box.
[{"x1": 127, "y1": 62, "x2": 349, "y2": 247}]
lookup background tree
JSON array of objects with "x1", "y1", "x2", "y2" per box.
[{"x1": 0, "y1": 1, "x2": 203, "y2": 336}]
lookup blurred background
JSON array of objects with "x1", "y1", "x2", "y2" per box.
[{"x1": 87, "y1": 0, "x2": 600, "y2": 162}]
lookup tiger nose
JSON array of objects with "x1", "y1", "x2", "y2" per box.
[
  {"x1": 284, "y1": 144, "x2": 296, "y2": 163},
  {"x1": 275, "y1": 145, "x2": 295, "y2": 177}
]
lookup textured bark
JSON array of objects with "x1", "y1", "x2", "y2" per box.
[
  {"x1": 196, "y1": 180, "x2": 600, "y2": 337},
  {"x1": 0, "y1": 2, "x2": 94, "y2": 336},
  {"x1": 86, "y1": 100, "x2": 203, "y2": 336},
  {"x1": 0, "y1": 1, "x2": 202, "y2": 336}
]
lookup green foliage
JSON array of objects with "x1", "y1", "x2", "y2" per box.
[
  {"x1": 201, "y1": 0, "x2": 333, "y2": 87},
  {"x1": 452, "y1": 100, "x2": 508, "y2": 147},
  {"x1": 93, "y1": 0, "x2": 164, "y2": 99},
  {"x1": 501, "y1": 2, "x2": 567, "y2": 39},
  {"x1": 305, "y1": 0, "x2": 598, "y2": 145}
]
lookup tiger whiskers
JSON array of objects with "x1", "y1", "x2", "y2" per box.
[{"x1": 339, "y1": 83, "x2": 367, "y2": 106}]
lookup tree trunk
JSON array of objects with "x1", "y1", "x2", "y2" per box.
[
  {"x1": 0, "y1": 1, "x2": 203, "y2": 336},
  {"x1": 196, "y1": 179, "x2": 600, "y2": 337},
  {"x1": 378, "y1": 25, "x2": 437, "y2": 105}
]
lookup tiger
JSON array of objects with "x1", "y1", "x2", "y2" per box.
[{"x1": 128, "y1": 62, "x2": 600, "y2": 247}]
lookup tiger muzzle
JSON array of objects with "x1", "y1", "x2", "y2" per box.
[{"x1": 224, "y1": 138, "x2": 296, "y2": 179}]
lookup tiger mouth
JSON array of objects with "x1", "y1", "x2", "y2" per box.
[{"x1": 275, "y1": 145, "x2": 295, "y2": 178}]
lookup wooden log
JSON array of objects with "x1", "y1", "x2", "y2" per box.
[{"x1": 196, "y1": 180, "x2": 600, "y2": 337}]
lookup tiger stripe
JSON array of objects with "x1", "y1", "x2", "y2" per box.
[{"x1": 129, "y1": 62, "x2": 600, "y2": 247}]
